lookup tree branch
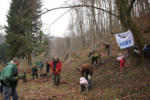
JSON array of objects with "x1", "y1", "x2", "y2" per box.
[
  {"x1": 50, "y1": 8, "x2": 73, "y2": 26},
  {"x1": 40, "y1": 5, "x2": 119, "y2": 18},
  {"x1": 128, "y1": 0, "x2": 136, "y2": 13}
]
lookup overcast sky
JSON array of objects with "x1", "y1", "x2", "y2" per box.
[{"x1": 0, "y1": 0, "x2": 71, "y2": 37}]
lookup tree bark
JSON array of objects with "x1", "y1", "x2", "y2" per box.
[
  {"x1": 116, "y1": 0, "x2": 145, "y2": 62},
  {"x1": 27, "y1": 53, "x2": 32, "y2": 65}
]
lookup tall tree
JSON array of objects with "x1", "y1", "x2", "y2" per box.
[
  {"x1": 116, "y1": 0, "x2": 144, "y2": 54},
  {"x1": 0, "y1": 43, "x2": 8, "y2": 63},
  {"x1": 5, "y1": 0, "x2": 42, "y2": 64}
]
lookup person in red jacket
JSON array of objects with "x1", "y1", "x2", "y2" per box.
[{"x1": 51, "y1": 57, "x2": 62, "y2": 86}]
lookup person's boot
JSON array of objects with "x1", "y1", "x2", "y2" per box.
[
  {"x1": 32, "y1": 75, "x2": 34, "y2": 80},
  {"x1": 57, "y1": 74, "x2": 60, "y2": 85},
  {"x1": 56, "y1": 76, "x2": 59, "y2": 86},
  {"x1": 80, "y1": 85, "x2": 84, "y2": 92}
]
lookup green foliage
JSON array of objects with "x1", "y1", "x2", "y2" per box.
[
  {"x1": 5, "y1": 0, "x2": 42, "y2": 62},
  {"x1": 36, "y1": 34, "x2": 50, "y2": 54},
  {"x1": 0, "y1": 43, "x2": 8, "y2": 63}
]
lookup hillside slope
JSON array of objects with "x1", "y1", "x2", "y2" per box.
[{"x1": 1, "y1": 55, "x2": 149, "y2": 100}]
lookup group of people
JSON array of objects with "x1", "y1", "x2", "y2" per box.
[
  {"x1": 0, "y1": 57, "x2": 62, "y2": 100},
  {"x1": 3, "y1": 42, "x2": 150, "y2": 99},
  {"x1": 78, "y1": 44, "x2": 111, "y2": 92},
  {"x1": 116, "y1": 44, "x2": 150, "y2": 72},
  {"x1": 32, "y1": 57, "x2": 62, "y2": 86},
  {"x1": 80, "y1": 43, "x2": 130, "y2": 92},
  {"x1": 79, "y1": 43, "x2": 126, "y2": 92},
  {"x1": 79, "y1": 48, "x2": 104, "y2": 92}
]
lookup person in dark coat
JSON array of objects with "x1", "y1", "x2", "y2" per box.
[
  {"x1": 32, "y1": 65, "x2": 38, "y2": 80},
  {"x1": 103, "y1": 43, "x2": 111, "y2": 56},
  {"x1": 46, "y1": 61, "x2": 50, "y2": 73}
]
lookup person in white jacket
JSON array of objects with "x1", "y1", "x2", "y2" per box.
[{"x1": 80, "y1": 76, "x2": 88, "y2": 92}]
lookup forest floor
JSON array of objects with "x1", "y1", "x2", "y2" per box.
[{"x1": 1, "y1": 55, "x2": 150, "y2": 100}]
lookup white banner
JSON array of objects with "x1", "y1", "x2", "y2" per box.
[{"x1": 115, "y1": 30, "x2": 134, "y2": 49}]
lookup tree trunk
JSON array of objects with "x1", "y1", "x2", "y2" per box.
[
  {"x1": 116, "y1": 0, "x2": 144, "y2": 46},
  {"x1": 116, "y1": 0, "x2": 144, "y2": 63},
  {"x1": 27, "y1": 53, "x2": 32, "y2": 65},
  {"x1": 108, "y1": 0, "x2": 113, "y2": 33}
]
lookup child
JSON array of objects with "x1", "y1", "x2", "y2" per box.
[
  {"x1": 117, "y1": 53, "x2": 125, "y2": 71},
  {"x1": 80, "y1": 76, "x2": 88, "y2": 92}
]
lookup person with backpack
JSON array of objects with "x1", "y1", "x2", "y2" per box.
[
  {"x1": 0, "y1": 57, "x2": 21, "y2": 100},
  {"x1": 32, "y1": 65, "x2": 38, "y2": 80},
  {"x1": 51, "y1": 57, "x2": 62, "y2": 86}
]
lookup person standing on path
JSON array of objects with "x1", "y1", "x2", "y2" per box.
[
  {"x1": 32, "y1": 65, "x2": 38, "y2": 80},
  {"x1": 0, "y1": 58, "x2": 21, "y2": 100},
  {"x1": 46, "y1": 60, "x2": 50, "y2": 73},
  {"x1": 50, "y1": 57, "x2": 62, "y2": 86}
]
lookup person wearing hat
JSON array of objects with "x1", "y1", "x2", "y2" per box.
[{"x1": 0, "y1": 57, "x2": 20, "y2": 100}]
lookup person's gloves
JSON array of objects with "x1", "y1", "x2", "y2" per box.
[
  {"x1": 14, "y1": 77, "x2": 18, "y2": 80},
  {"x1": 17, "y1": 73, "x2": 27, "y2": 82}
]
